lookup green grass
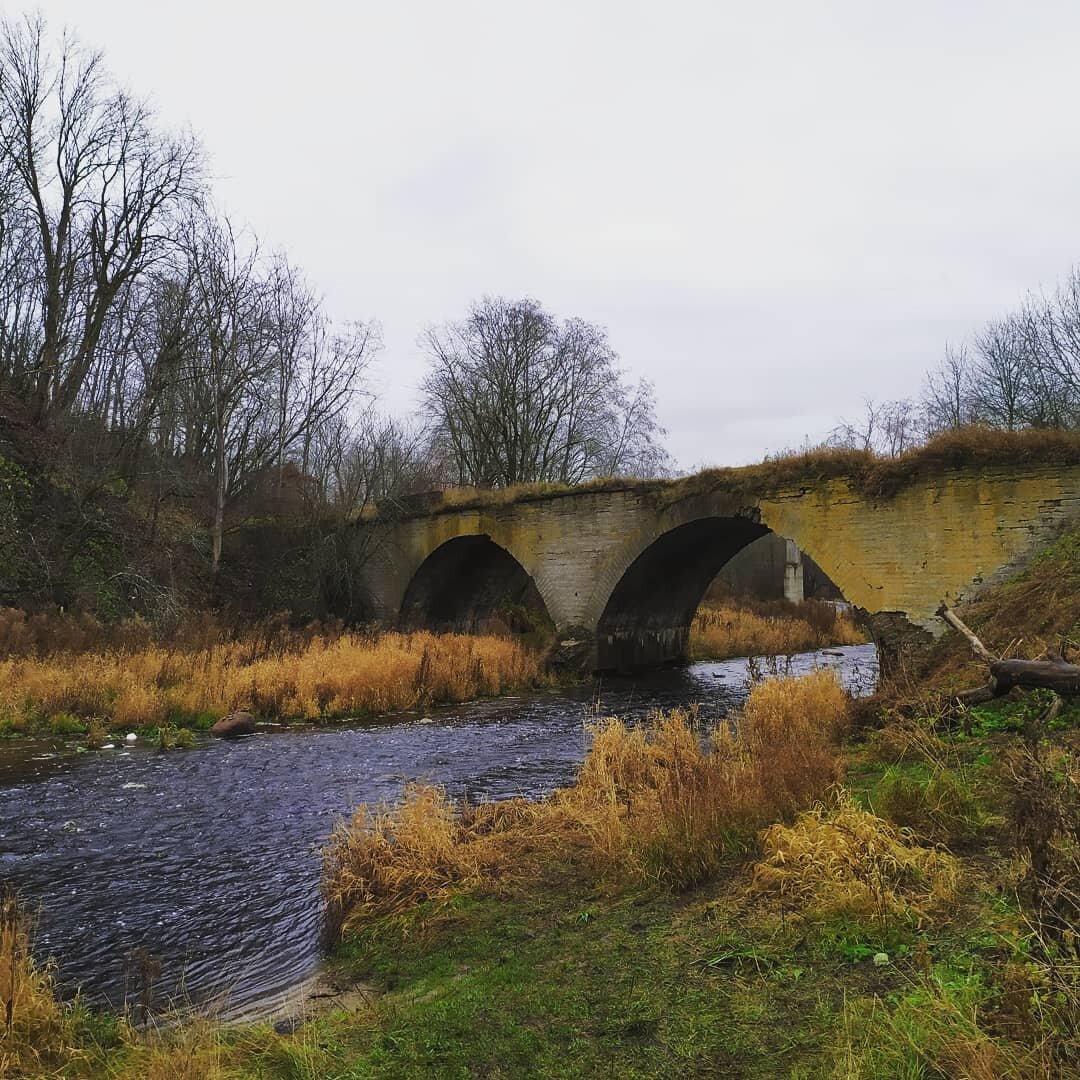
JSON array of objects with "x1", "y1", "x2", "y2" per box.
[
  {"x1": 35, "y1": 721, "x2": 1077, "y2": 1078},
  {"x1": 225, "y1": 849, "x2": 1035, "y2": 1079},
  {"x1": 259, "y1": 873, "x2": 895, "y2": 1079},
  {"x1": 47, "y1": 712, "x2": 88, "y2": 736},
  {"x1": 962, "y1": 692, "x2": 1080, "y2": 737}
]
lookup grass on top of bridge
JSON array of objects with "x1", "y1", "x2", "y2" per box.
[{"x1": 405, "y1": 426, "x2": 1080, "y2": 516}]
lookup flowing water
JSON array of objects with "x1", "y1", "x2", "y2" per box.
[{"x1": 0, "y1": 644, "x2": 876, "y2": 1017}]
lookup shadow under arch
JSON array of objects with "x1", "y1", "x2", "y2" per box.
[
  {"x1": 400, "y1": 534, "x2": 554, "y2": 639},
  {"x1": 595, "y1": 516, "x2": 772, "y2": 671}
]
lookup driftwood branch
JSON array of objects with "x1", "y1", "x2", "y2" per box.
[
  {"x1": 937, "y1": 605, "x2": 997, "y2": 664},
  {"x1": 937, "y1": 604, "x2": 1080, "y2": 701}
]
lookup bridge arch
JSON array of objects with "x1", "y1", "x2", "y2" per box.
[
  {"x1": 399, "y1": 534, "x2": 554, "y2": 639},
  {"x1": 595, "y1": 515, "x2": 772, "y2": 671},
  {"x1": 360, "y1": 462, "x2": 1080, "y2": 672}
]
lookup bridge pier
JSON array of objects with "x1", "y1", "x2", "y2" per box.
[
  {"x1": 863, "y1": 610, "x2": 937, "y2": 676},
  {"x1": 782, "y1": 539, "x2": 804, "y2": 604}
]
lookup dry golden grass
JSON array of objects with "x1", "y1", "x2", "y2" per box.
[
  {"x1": 110, "y1": 1017, "x2": 256, "y2": 1080},
  {"x1": 0, "y1": 894, "x2": 78, "y2": 1077},
  {"x1": 323, "y1": 669, "x2": 851, "y2": 931},
  {"x1": 321, "y1": 786, "x2": 547, "y2": 932},
  {"x1": 0, "y1": 629, "x2": 547, "y2": 730},
  {"x1": 0, "y1": 888, "x2": 316, "y2": 1080},
  {"x1": 689, "y1": 601, "x2": 866, "y2": 660},
  {"x1": 751, "y1": 793, "x2": 962, "y2": 926},
  {"x1": 869, "y1": 716, "x2": 952, "y2": 765}
]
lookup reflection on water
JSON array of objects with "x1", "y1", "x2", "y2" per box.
[{"x1": 0, "y1": 644, "x2": 876, "y2": 1015}]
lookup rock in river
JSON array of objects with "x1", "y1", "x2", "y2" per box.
[{"x1": 211, "y1": 712, "x2": 257, "y2": 739}]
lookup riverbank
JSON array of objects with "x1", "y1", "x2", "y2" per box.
[
  {"x1": 0, "y1": 624, "x2": 550, "y2": 738},
  {"x1": 0, "y1": 598, "x2": 864, "y2": 742},
  {"x1": 4, "y1": 668, "x2": 852, "y2": 1075},
  {"x1": 5, "y1": 651, "x2": 1080, "y2": 1076},
  {"x1": 689, "y1": 598, "x2": 865, "y2": 661},
  {"x1": 0, "y1": 644, "x2": 876, "y2": 1034}
]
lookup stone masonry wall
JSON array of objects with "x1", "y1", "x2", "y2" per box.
[{"x1": 356, "y1": 463, "x2": 1080, "y2": 670}]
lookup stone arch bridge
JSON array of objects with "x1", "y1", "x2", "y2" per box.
[{"x1": 354, "y1": 463, "x2": 1080, "y2": 672}]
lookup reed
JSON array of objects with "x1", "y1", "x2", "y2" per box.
[
  {"x1": 0, "y1": 893, "x2": 74, "y2": 1077},
  {"x1": 323, "y1": 669, "x2": 851, "y2": 931},
  {"x1": 0, "y1": 628, "x2": 548, "y2": 731},
  {"x1": 688, "y1": 601, "x2": 865, "y2": 661}
]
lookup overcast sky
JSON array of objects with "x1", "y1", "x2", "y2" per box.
[{"x1": 30, "y1": 1, "x2": 1080, "y2": 466}]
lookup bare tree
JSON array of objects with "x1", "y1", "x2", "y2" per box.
[
  {"x1": 830, "y1": 398, "x2": 883, "y2": 453},
  {"x1": 0, "y1": 13, "x2": 201, "y2": 429},
  {"x1": 924, "y1": 345, "x2": 973, "y2": 432},
  {"x1": 831, "y1": 397, "x2": 922, "y2": 458},
  {"x1": 922, "y1": 275, "x2": 1080, "y2": 436},
  {"x1": 969, "y1": 315, "x2": 1029, "y2": 430},
  {"x1": 879, "y1": 398, "x2": 919, "y2": 457},
  {"x1": 178, "y1": 211, "x2": 378, "y2": 575},
  {"x1": 421, "y1": 296, "x2": 668, "y2": 487},
  {"x1": 290, "y1": 409, "x2": 437, "y2": 619},
  {"x1": 184, "y1": 214, "x2": 271, "y2": 574},
  {"x1": 1029, "y1": 282, "x2": 1080, "y2": 422},
  {"x1": 262, "y1": 253, "x2": 377, "y2": 487}
]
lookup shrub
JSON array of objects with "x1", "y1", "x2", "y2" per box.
[
  {"x1": 751, "y1": 794, "x2": 961, "y2": 929},
  {"x1": 157, "y1": 725, "x2": 197, "y2": 751},
  {"x1": 324, "y1": 669, "x2": 852, "y2": 932},
  {"x1": 47, "y1": 712, "x2": 86, "y2": 736}
]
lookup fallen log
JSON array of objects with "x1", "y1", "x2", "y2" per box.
[{"x1": 937, "y1": 604, "x2": 1080, "y2": 700}]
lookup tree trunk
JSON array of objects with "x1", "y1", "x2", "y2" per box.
[{"x1": 938, "y1": 605, "x2": 1080, "y2": 700}]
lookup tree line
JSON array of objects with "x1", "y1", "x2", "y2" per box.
[
  {"x1": 5, "y1": 11, "x2": 1074, "y2": 593},
  {"x1": 0, "y1": 14, "x2": 667, "y2": 580},
  {"x1": 832, "y1": 274, "x2": 1080, "y2": 456}
]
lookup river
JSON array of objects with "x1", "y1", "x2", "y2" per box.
[{"x1": 0, "y1": 643, "x2": 876, "y2": 1018}]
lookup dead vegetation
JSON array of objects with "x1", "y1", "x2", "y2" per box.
[
  {"x1": 689, "y1": 599, "x2": 865, "y2": 660},
  {"x1": 939, "y1": 603, "x2": 1080, "y2": 704},
  {"x1": 0, "y1": 622, "x2": 547, "y2": 732},
  {"x1": 396, "y1": 427, "x2": 1080, "y2": 518},
  {"x1": 1, "y1": 892, "x2": 79, "y2": 1077},
  {"x1": 910, "y1": 524, "x2": 1080, "y2": 703},
  {"x1": 751, "y1": 794, "x2": 962, "y2": 927},
  {"x1": 323, "y1": 669, "x2": 850, "y2": 932}
]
